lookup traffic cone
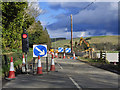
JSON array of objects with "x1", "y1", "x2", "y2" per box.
[
  {"x1": 52, "y1": 52, "x2": 54, "y2": 56},
  {"x1": 73, "y1": 52, "x2": 75, "y2": 59},
  {"x1": 114, "y1": 62, "x2": 117, "y2": 65},
  {"x1": 22, "y1": 54, "x2": 26, "y2": 73},
  {"x1": 63, "y1": 53, "x2": 65, "y2": 59},
  {"x1": 22, "y1": 54, "x2": 25, "y2": 66},
  {"x1": 50, "y1": 54, "x2": 55, "y2": 71},
  {"x1": 55, "y1": 53, "x2": 58, "y2": 58},
  {"x1": 8, "y1": 57, "x2": 15, "y2": 79},
  {"x1": 37, "y1": 56, "x2": 43, "y2": 75}
]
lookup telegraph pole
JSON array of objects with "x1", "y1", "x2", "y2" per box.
[{"x1": 70, "y1": 14, "x2": 73, "y2": 53}]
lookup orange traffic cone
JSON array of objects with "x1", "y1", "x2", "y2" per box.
[
  {"x1": 73, "y1": 52, "x2": 75, "y2": 59},
  {"x1": 55, "y1": 52, "x2": 58, "y2": 58},
  {"x1": 63, "y1": 53, "x2": 65, "y2": 59},
  {"x1": 114, "y1": 62, "x2": 117, "y2": 65},
  {"x1": 50, "y1": 54, "x2": 55, "y2": 71},
  {"x1": 22, "y1": 54, "x2": 25, "y2": 66},
  {"x1": 8, "y1": 57, "x2": 15, "y2": 79},
  {"x1": 52, "y1": 52, "x2": 54, "y2": 56},
  {"x1": 22, "y1": 54, "x2": 26, "y2": 73},
  {"x1": 37, "y1": 56, "x2": 43, "y2": 75}
]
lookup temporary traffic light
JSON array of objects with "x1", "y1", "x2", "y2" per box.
[{"x1": 22, "y1": 33, "x2": 29, "y2": 53}]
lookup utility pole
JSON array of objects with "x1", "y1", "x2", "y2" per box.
[{"x1": 70, "y1": 14, "x2": 73, "y2": 53}]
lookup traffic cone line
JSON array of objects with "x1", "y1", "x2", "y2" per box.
[
  {"x1": 8, "y1": 57, "x2": 15, "y2": 79},
  {"x1": 73, "y1": 52, "x2": 75, "y2": 59},
  {"x1": 37, "y1": 56, "x2": 43, "y2": 75},
  {"x1": 63, "y1": 53, "x2": 65, "y2": 59},
  {"x1": 50, "y1": 54, "x2": 55, "y2": 71}
]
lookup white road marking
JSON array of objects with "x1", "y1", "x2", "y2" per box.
[
  {"x1": 57, "y1": 61, "x2": 82, "y2": 89},
  {"x1": 57, "y1": 63, "x2": 63, "y2": 69},
  {"x1": 68, "y1": 76, "x2": 82, "y2": 90}
]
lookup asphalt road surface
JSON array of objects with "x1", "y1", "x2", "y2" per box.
[{"x1": 2, "y1": 57, "x2": 119, "y2": 90}]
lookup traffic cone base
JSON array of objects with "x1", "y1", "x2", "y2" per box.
[
  {"x1": 37, "y1": 67, "x2": 43, "y2": 74},
  {"x1": 50, "y1": 65, "x2": 55, "y2": 71},
  {"x1": 8, "y1": 71, "x2": 15, "y2": 79}
]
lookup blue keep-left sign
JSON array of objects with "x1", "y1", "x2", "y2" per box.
[{"x1": 33, "y1": 45, "x2": 47, "y2": 57}]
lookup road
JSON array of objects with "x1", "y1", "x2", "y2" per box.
[{"x1": 2, "y1": 57, "x2": 119, "y2": 90}]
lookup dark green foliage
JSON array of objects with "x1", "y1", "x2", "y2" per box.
[
  {"x1": 2, "y1": 2, "x2": 28, "y2": 49},
  {"x1": 51, "y1": 38, "x2": 66, "y2": 42},
  {"x1": 91, "y1": 42, "x2": 118, "y2": 51},
  {"x1": 28, "y1": 21, "x2": 51, "y2": 49},
  {"x1": 2, "y1": 2, "x2": 51, "y2": 51}
]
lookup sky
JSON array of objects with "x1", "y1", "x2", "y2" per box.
[{"x1": 30, "y1": 1, "x2": 118, "y2": 39}]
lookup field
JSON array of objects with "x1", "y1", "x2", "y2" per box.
[{"x1": 51, "y1": 35, "x2": 119, "y2": 48}]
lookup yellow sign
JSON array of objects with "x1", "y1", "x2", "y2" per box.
[{"x1": 50, "y1": 49, "x2": 54, "y2": 52}]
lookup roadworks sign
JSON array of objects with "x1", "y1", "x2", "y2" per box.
[
  {"x1": 65, "y1": 48, "x2": 71, "y2": 53},
  {"x1": 58, "y1": 47, "x2": 64, "y2": 52},
  {"x1": 33, "y1": 45, "x2": 47, "y2": 57}
]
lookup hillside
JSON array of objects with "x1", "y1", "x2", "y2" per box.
[{"x1": 51, "y1": 35, "x2": 119, "y2": 49}]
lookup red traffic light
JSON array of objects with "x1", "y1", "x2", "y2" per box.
[{"x1": 23, "y1": 34, "x2": 27, "y2": 38}]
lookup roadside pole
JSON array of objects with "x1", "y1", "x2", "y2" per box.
[
  {"x1": 25, "y1": 52, "x2": 28, "y2": 73},
  {"x1": 46, "y1": 52, "x2": 49, "y2": 73},
  {"x1": 33, "y1": 57, "x2": 35, "y2": 74}
]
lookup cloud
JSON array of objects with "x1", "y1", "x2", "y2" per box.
[
  {"x1": 47, "y1": 27, "x2": 115, "y2": 38},
  {"x1": 32, "y1": 0, "x2": 119, "y2": 2},
  {"x1": 47, "y1": 2, "x2": 118, "y2": 37}
]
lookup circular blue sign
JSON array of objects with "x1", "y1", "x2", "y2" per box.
[{"x1": 34, "y1": 45, "x2": 47, "y2": 57}]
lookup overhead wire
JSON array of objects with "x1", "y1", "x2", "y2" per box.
[{"x1": 82, "y1": 0, "x2": 96, "y2": 10}]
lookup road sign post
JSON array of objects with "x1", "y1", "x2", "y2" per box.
[
  {"x1": 46, "y1": 56, "x2": 48, "y2": 73},
  {"x1": 25, "y1": 52, "x2": 28, "y2": 73},
  {"x1": 32, "y1": 57, "x2": 36, "y2": 74}
]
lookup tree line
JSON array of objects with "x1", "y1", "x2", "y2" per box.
[{"x1": 2, "y1": 2, "x2": 51, "y2": 52}]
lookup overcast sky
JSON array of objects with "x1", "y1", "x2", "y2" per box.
[{"x1": 34, "y1": 1, "x2": 118, "y2": 38}]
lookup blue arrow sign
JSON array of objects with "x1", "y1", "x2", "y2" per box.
[{"x1": 33, "y1": 45, "x2": 47, "y2": 57}]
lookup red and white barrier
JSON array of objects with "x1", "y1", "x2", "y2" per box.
[
  {"x1": 50, "y1": 54, "x2": 55, "y2": 71},
  {"x1": 73, "y1": 52, "x2": 75, "y2": 59},
  {"x1": 8, "y1": 57, "x2": 15, "y2": 79},
  {"x1": 37, "y1": 56, "x2": 43, "y2": 75},
  {"x1": 63, "y1": 53, "x2": 65, "y2": 59}
]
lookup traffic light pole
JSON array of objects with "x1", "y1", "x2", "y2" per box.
[{"x1": 25, "y1": 52, "x2": 28, "y2": 73}]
